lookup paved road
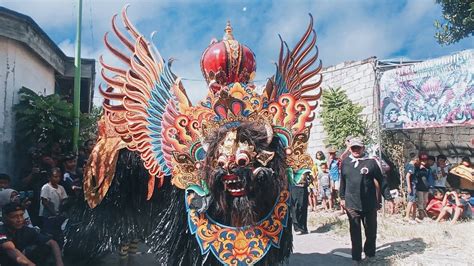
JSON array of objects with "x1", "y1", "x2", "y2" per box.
[
  {"x1": 290, "y1": 231, "x2": 352, "y2": 266},
  {"x1": 94, "y1": 230, "x2": 353, "y2": 266}
]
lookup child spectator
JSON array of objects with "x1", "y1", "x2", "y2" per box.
[
  {"x1": 40, "y1": 168, "x2": 68, "y2": 247},
  {"x1": 0, "y1": 174, "x2": 11, "y2": 190},
  {"x1": 434, "y1": 155, "x2": 450, "y2": 190},
  {"x1": 404, "y1": 153, "x2": 418, "y2": 222},
  {"x1": 319, "y1": 164, "x2": 332, "y2": 211},
  {"x1": 428, "y1": 155, "x2": 437, "y2": 189},
  {"x1": 308, "y1": 171, "x2": 318, "y2": 212},
  {"x1": 62, "y1": 154, "x2": 81, "y2": 197},
  {"x1": 436, "y1": 190, "x2": 472, "y2": 224},
  {"x1": 0, "y1": 189, "x2": 34, "y2": 227},
  {"x1": 314, "y1": 151, "x2": 327, "y2": 176},
  {"x1": 328, "y1": 149, "x2": 343, "y2": 213},
  {"x1": 426, "y1": 189, "x2": 444, "y2": 219},
  {"x1": 416, "y1": 153, "x2": 432, "y2": 219}
]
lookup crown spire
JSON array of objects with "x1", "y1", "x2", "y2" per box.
[{"x1": 223, "y1": 21, "x2": 234, "y2": 40}]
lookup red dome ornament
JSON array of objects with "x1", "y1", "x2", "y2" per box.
[{"x1": 200, "y1": 21, "x2": 256, "y2": 93}]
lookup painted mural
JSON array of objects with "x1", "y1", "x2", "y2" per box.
[{"x1": 380, "y1": 50, "x2": 473, "y2": 129}]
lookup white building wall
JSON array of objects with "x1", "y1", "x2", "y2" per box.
[
  {"x1": 308, "y1": 57, "x2": 377, "y2": 159},
  {"x1": 0, "y1": 36, "x2": 55, "y2": 175}
]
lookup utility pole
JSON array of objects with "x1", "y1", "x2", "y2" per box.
[{"x1": 73, "y1": 0, "x2": 83, "y2": 152}]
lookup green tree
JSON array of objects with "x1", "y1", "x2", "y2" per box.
[
  {"x1": 14, "y1": 87, "x2": 100, "y2": 151},
  {"x1": 320, "y1": 87, "x2": 366, "y2": 150},
  {"x1": 435, "y1": 0, "x2": 474, "y2": 45},
  {"x1": 14, "y1": 87, "x2": 74, "y2": 149}
]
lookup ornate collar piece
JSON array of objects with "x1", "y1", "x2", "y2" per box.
[{"x1": 186, "y1": 190, "x2": 290, "y2": 266}]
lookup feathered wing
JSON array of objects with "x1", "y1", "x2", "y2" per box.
[
  {"x1": 99, "y1": 5, "x2": 191, "y2": 199},
  {"x1": 265, "y1": 14, "x2": 323, "y2": 113}
]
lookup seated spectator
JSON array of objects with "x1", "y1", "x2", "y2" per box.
[
  {"x1": 436, "y1": 190, "x2": 472, "y2": 224},
  {"x1": 426, "y1": 189, "x2": 444, "y2": 219},
  {"x1": 0, "y1": 202, "x2": 64, "y2": 266},
  {"x1": 40, "y1": 168, "x2": 68, "y2": 247},
  {"x1": 0, "y1": 174, "x2": 11, "y2": 190},
  {"x1": 0, "y1": 189, "x2": 33, "y2": 228}
]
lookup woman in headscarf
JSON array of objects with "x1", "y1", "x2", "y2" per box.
[{"x1": 0, "y1": 189, "x2": 34, "y2": 227}]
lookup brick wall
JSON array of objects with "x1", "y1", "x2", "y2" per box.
[{"x1": 308, "y1": 57, "x2": 377, "y2": 158}]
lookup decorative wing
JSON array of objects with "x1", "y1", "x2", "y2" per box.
[
  {"x1": 99, "y1": 5, "x2": 191, "y2": 198},
  {"x1": 265, "y1": 14, "x2": 323, "y2": 113}
]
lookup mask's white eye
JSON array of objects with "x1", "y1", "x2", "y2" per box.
[{"x1": 236, "y1": 153, "x2": 249, "y2": 166}]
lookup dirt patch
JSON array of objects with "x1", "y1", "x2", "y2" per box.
[{"x1": 307, "y1": 210, "x2": 474, "y2": 265}]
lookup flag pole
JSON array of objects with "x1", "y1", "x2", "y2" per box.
[{"x1": 72, "y1": 0, "x2": 83, "y2": 152}]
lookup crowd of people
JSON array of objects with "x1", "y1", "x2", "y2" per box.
[
  {"x1": 290, "y1": 137, "x2": 473, "y2": 262},
  {"x1": 0, "y1": 139, "x2": 95, "y2": 265},
  {"x1": 0, "y1": 134, "x2": 472, "y2": 265},
  {"x1": 404, "y1": 153, "x2": 473, "y2": 224}
]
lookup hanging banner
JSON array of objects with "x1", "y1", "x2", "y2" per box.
[{"x1": 380, "y1": 50, "x2": 473, "y2": 129}]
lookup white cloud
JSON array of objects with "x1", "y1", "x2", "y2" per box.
[{"x1": 2, "y1": 0, "x2": 472, "y2": 108}]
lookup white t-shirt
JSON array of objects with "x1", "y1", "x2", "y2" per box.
[
  {"x1": 434, "y1": 165, "x2": 450, "y2": 187},
  {"x1": 39, "y1": 183, "x2": 67, "y2": 217}
]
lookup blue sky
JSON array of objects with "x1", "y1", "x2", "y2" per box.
[{"x1": 0, "y1": 0, "x2": 472, "y2": 104}]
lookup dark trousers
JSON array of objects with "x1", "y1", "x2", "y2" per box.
[
  {"x1": 346, "y1": 208, "x2": 377, "y2": 261},
  {"x1": 290, "y1": 185, "x2": 308, "y2": 232}
]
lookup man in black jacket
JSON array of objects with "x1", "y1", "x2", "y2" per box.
[{"x1": 339, "y1": 137, "x2": 393, "y2": 262}]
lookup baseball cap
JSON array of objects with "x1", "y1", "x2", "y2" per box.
[
  {"x1": 348, "y1": 137, "x2": 364, "y2": 148},
  {"x1": 2, "y1": 202, "x2": 24, "y2": 216},
  {"x1": 328, "y1": 148, "x2": 337, "y2": 154}
]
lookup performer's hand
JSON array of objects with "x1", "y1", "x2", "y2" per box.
[
  {"x1": 340, "y1": 200, "x2": 345, "y2": 209},
  {"x1": 407, "y1": 187, "x2": 412, "y2": 194}
]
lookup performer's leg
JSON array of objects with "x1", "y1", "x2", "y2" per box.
[
  {"x1": 128, "y1": 239, "x2": 139, "y2": 255},
  {"x1": 346, "y1": 208, "x2": 362, "y2": 261},
  {"x1": 301, "y1": 188, "x2": 309, "y2": 233},
  {"x1": 119, "y1": 242, "x2": 129, "y2": 266},
  {"x1": 362, "y1": 209, "x2": 377, "y2": 257}
]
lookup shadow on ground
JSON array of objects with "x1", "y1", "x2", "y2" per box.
[
  {"x1": 331, "y1": 238, "x2": 427, "y2": 265},
  {"x1": 311, "y1": 218, "x2": 346, "y2": 234}
]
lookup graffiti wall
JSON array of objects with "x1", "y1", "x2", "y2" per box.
[{"x1": 380, "y1": 50, "x2": 473, "y2": 129}]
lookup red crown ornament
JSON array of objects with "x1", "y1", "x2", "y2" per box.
[{"x1": 200, "y1": 21, "x2": 256, "y2": 93}]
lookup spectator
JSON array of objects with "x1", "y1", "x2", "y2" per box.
[
  {"x1": 434, "y1": 155, "x2": 450, "y2": 190},
  {"x1": 21, "y1": 151, "x2": 56, "y2": 227},
  {"x1": 318, "y1": 164, "x2": 332, "y2": 211},
  {"x1": 340, "y1": 137, "x2": 393, "y2": 262},
  {"x1": 327, "y1": 149, "x2": 342, "y2": 213},
  {"x1": 308, "y1": 171, "x2": 318, "y2": 212},
  {"x1": 40, "y1": 168, "x2": 68, "y2": 247},
  {"x1": 50, "y1": 142, "x2": 63, "y2": 167},
  {"x1": 416, "y1": 153, "x2": 431, "y2": 220},
  {"x1": 428, "y1": 155, "x2": 437, "y2": 189},
  {"x1": 76, "y1": 139, "x2": 95, "y2": 178},
  {"x1": 61, "y1": 154, "x2": 81, "y2": 197},
  {"x1": 426, "y1": 189, "x2": 444, "y2": 219},
  {"x1": 314, "y1": 151, "x2": 327, "y2": 176},
  {"x1": 404, "y1": 153, "x2": 418, "y2": 222},
  {"x1": 290, "y1": 172, "x2": 310, "y2": 234},
  {"x1": 0, "y1": 202, "x2": 64, "y2": 266},
  {"x1": 0, "y1": 189, "x2": 33, "y2": 228},
  {"x1": 436, "y1": 190, "x2": 472, "y2": 224},
  {"x1": 0, "y1": 174, "x2": 11, "y2": 190}
]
